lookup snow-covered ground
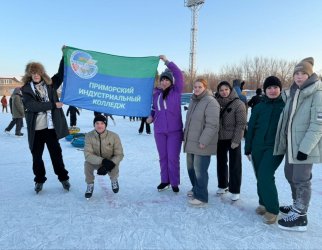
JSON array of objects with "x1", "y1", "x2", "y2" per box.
[{"x1": 1, "y1": 107, "x2": 322, "y2": 250}]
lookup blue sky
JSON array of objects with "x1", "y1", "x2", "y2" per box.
[{"x1": 2, "y1": 0, "x2": 322, "y2": 78}]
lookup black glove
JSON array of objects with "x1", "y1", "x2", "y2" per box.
[
  {"x1": 97, "y1": 166, "x2": 108, "y2": 175},
  {"x1": 297, "y1": 151, "x2": 308, "y2": 161},
  {"x1": 102, "y1": 158, "x2": 116, "y2": 172}
]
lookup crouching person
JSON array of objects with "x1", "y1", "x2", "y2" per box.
[{"x1": 84, "y1": 114, "x2": 124, "y2": 199}]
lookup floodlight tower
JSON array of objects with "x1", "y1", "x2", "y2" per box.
[{"x1": 185, "y1": 0, "x2": 205, "y2": 83}]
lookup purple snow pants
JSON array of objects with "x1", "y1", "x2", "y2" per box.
[{"x1": 154, "y1": 131, "x2": 183, "y2": 187}]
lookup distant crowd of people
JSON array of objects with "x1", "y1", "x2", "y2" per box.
[{"x1": 2, "y1": 46, "x2": 321, "y2": 233}]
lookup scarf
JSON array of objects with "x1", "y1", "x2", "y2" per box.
[{"x1": 32, "y1": 81, "x2": 49, "y2": 102}]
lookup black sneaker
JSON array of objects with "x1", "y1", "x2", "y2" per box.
[
  {"x1": 85, "y1": 183, "x2": 94, "y2": 199},
  {"x1": 157, "y1": 183, "x2": 170, "y2": 191},
  {"x1": 111, "y1": 180, "x2": 119, "y2": 193},
  {"x1": 61, "y1": 180, "x2": 70, "y2": 191},
  {"x1": 278, "y1": 209, "x2": 308, "y2": 232},
  {"x1": 35, "y1": 183, "x2": 43, "y2": 193},
  {"x1": 172, "y1": 186, "x2": 179, "y2": 193},
  {"x1": 279, "y1": 205, "x2": 293, "y2": 215}
]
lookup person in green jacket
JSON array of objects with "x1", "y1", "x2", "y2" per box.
[{"x1": 245, "y1": 76, "x2": 284, "y2": 224}]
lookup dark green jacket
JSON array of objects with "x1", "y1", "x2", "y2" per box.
[{"x1": 245, "y1": 95, "x2": 284, "y2": 154}]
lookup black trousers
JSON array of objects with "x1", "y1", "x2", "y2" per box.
[
  {"x1": 31, "y1": 128, "x2": 69, "y2": 183},
  {"x1": 138, "y1": 117, "x2": 151, "y2": 134},
  {"x1": 216, "y1": 139, "x2": 242, "y2": 194},
  {"x1": 69, "y1": 114, "x2": 77, "y2": 126}
]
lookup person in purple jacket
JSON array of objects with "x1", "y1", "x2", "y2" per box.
[{"x1": 147, "y1": 55, "x2": 184, "y2": 193}]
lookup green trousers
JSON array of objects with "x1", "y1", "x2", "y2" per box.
[{"x1": 252, "y1": 147, "x2": 284, "y2": 215}]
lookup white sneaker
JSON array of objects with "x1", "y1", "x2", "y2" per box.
[
  {"x1": 216, "y1": 188, "x2": 228, "y2": 194},
  {"x1": 231, "y1": 193, "x2": 240, "y2": 201},
  {"x1": 188, "y1": 198, "x2": 206, "y2": 207},
  {"x1": 187, "y1": 190, "x2": 193, "y2": 197}
]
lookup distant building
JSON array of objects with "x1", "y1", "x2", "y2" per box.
[{"x1": 0, "y1": 77, "x2": 22, "y2": 96}]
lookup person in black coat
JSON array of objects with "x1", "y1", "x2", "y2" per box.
[
  {"x1": 21, "y1": 46, "x2": 70, "y2": 193},
  {"x1": 66, "y1": 105, "x2": 80, "y2": 127},
  {"x1": 248, "y1": 88, "x2": 263, "y2": 109}
]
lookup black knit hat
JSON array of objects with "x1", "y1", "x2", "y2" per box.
[
  {"x1": 263, "y1": 76, "x2": 282, "y2": 93},
  {"x1": 93, "y1": 114, "x2": 107, "y2": 127},
  {"x1": 160, "y1": 69, "x2": 173, "y2": 84}
]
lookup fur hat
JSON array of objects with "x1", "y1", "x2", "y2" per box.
[
  {"x1": 160, "y1": 69, "x2": 173, "y2": 84},
  {"x1": 293, "y1": 57, "x2": 314, "y2": 77},
  {"x1": 93, "y1": 114, "x2": 107, "y2": 127},
  {"x1": 263, "y1": 76, "x2": 282, "y2": 93},
  {"x1": 21, "y1": 62, "x2": 52, "y2": 85}
]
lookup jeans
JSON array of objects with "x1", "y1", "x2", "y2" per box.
[{"x1": 187, "y1": 153, "x2": 211, "y2": 203}]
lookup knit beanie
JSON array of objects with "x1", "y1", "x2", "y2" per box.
[
  {"x1": 293, "y1": 57, "x2": 314, "y2": 77},
  {"x1": 263, "y1": 76, "x2": 282, "y2": 93},
  {"x1": 160, "y1": 69, "x2": 173, "y2": 84},
  {"x1": 93, "y1": 114, "x2": 107, "y2": 127}
]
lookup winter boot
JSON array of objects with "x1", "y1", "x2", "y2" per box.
[
  {"x1": 85, "y1": 183, "x2": 94, "y2": 199},
  {"x1": 278, "y1": 208, "x2": 308, "y2": 232},
  {"x1": 61, "y1": 180, "x2": 71, "y2": 191},
  {"x1": 262, "y1": 212, "x2": 277, "y2": 224},
  {"x1": 255, "y1": 205, "x2": 267, "y2": 215},
  {"x1": 111, "y1": 180, "x2": 119, "y2": 193},
  {"x1": 157, "y1": 183, "x2": 170, "y2": 192},
  {"x1": 35, "y1": 183, "x2": 43, "y2": 193}
]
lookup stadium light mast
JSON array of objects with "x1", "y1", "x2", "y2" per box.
[{"x1": 184, "y1": 0, "x2": 205, "y2": 84}]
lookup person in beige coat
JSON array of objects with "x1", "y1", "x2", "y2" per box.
[
  {"x1": 84, "y1": 114, "x2": 124, "y2": 199},
  {"x1": 183, "y1": 79, "x2": 220, "y2": 206}
]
